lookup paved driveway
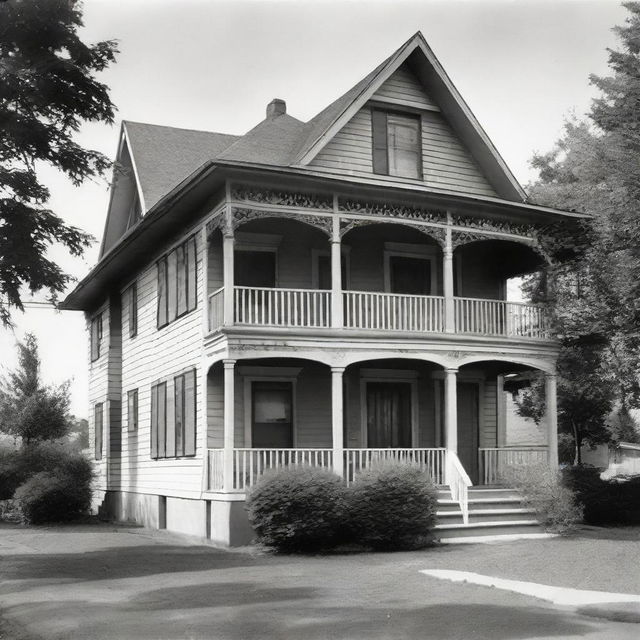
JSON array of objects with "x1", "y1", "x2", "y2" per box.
[{"x1": 1, "y1": 522, "x2": 639, "y2": 639}]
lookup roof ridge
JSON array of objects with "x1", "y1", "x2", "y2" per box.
[{"x1": 123, "y1": 119, "x2": 240, "y2": 138}]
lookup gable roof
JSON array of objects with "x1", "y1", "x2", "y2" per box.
[
  {"x1": 293, "y1": 32, "x2": 526, "y2": 201},
  {"x1": 123, "y1": 121, "x2": 240, "y2": 211}
]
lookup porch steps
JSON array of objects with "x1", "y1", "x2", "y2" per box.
[{"x1": 434, "y1": 487, "x2": 546, "y2": 543}]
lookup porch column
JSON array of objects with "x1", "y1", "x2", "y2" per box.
[
  {"x1": 545, "y1": 373, "x2": 559, "y2": 469},
  {"x1": 443, "y1": 226, "x2": 455, "y2": 332},
  {"x1": 222, "y1": 227, "x2": 235, "y2": 327},
  {"x1": 331, "y1": 366, "x2": 345, "y2": 477},
  {"x1": 331, "y1": 216, "x2": 343, "y2": 328},
  {"x1": 223, "y1": 359, "x2": 236, "y2": 491},
  {"x1": 444, "y1": 367, "x2": 458, "y2": 453}
]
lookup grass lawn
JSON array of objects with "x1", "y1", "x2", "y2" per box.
[{"x1": 1, "y1": 521, "x2": 639, "y2": 639}]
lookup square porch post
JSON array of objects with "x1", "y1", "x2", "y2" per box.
[
  {"x1": 331, "y1": 366, "x2": 345, "y2": 477},
  {"x1": 444, "y1": 367, "x2": 458, "y2": 454},
  {"x1": 545, "y1": 373, "x2": 559, "y2": 469},
  {"x1": 223, "y1": 359, "x2": 236, "y2": 491}
]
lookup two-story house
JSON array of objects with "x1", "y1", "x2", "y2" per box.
[{"x1": 62, "y1": 33, "x2": 584, "y2": 545}]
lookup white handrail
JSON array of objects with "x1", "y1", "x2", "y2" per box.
[{"x1": 445, "y1": 450, "x2": 472, "y2": 525}]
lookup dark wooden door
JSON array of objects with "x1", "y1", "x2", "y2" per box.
[
  {"x1": 366, "y1": 382, "x2": 412, "y2": 448},
  {"x1": 457, "y1": 382, "x2": 480, "y2": 483}
]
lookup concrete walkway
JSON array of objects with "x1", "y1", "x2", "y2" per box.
[{"x1": 1, "y1": 521, "x2": 639, "y2": 639}]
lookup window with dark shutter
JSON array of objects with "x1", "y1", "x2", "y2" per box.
[
  {"x1": 371, "y1": 109, "x2": 422, "y2": 179},
  {"x1": 128, "y1": 283, "x2": 138, "y2": 338},
  {"x1": 94, "y1": 402, "x2": 104, "y2": 460},
  {"x1": 157, "y1": 235, "x2": 197, "y2": 329},
  {"x1": 90, "y1": 314, "x2": 102, "y2": 361},
  {"x1": 184, "y1": 369, "x2": 196, "y2": 456},
  {"x1": 127, "y1": 389, "x2": 138, "y2": 433},
  {"x1": 150, "y1": 382, "x2": 166, "y2": 458}
]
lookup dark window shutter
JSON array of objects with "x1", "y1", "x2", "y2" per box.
[
  {"x1": 184, "y1": 369, "x2": 196, "y2": 456},
  {"x1": 176, "y1": 245, "x2": 187, "y2": 317},
  {"x1": 157, "y1": 382, "x2": 167, "y2": 458},
  {"x1": 129, "y1": 283, "x2": 138, "y2": 338},
  {"x1": 187, "y1": 236, "x2": 197, "y2": 311},
  {"x1": 174, "y1": 374, "x2": 184, "y2": 456},
  {"x1": 371, "y1": 110, "x2": 388, "y2": 175},
  {"x1": 150, "y1": 385, "x2": 158, "y2": 458},
  {"x1": 157, "y1": 259, "x2": 168, "y2": 328},
  {"x1": 167, "y1": 251, "x2": 178, "y2": 322},
  {"x1": 128, "y1": 389, "x2": 138, "y2": 433},
  {"x1": 95, "y1": 403, "x2": 103, "y2": 460}
]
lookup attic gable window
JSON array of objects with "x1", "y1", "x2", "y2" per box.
[
  {"x1": 372, "y1": 109, "x2": 422, "y2": 179},
  {"x1": 157, "y1": 235, "x2": 197, "y2": 329}
]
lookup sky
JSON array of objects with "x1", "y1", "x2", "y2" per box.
[{"x1": 0, "y1": 0, "x2": 629, "y2": 417}]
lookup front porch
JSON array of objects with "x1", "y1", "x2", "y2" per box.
[{"x1": 204, "y1": 357, "x2": 558, "y2": 522}]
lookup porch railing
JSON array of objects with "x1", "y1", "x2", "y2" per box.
[
  {"x1": 478, "y1": 447, "x2": 550, "y2": 485},
  {"x1": 454, "y1": 297, "x2": 549, "y2": 339},
  {"x1": 445, "y1": 450, "x2": 472, "y2": 525},
  {"x1": 207, "y1": 447, "x2": 446, "y2": 492},
  {"x1": 343, "y1": 291, "x2": 444, "y2": 332},
  {"x1": 234, "y1": 286, "x2": 330, "y2": 328},
  {"x1": 343, "y1": 448, "x2": 446, "y2": 486}
]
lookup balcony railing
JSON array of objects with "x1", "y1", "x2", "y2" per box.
[
  {"x1": 454, "y1": 297, "x2": 549, "y2": 339},
  {"x1": 207, "y1": 447, "x2": 446, "y2": 492},
  {"x1": 343, "y1": 291, "x2": 444, "y2": 332},
  {"x1": 478, "y1": 447, "x2": 549, "y2": 485},
  {"x1": 207, "y1": 287, "x2": 551, "y2": 339}
]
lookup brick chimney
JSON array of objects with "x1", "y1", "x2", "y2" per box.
[{"x1": 266, "y1": 98, "x2": 286, "y2": 118}]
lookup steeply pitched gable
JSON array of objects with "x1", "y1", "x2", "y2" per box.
[{"x1": 296, "y1": 32, "x2": 526, "y2": 202}]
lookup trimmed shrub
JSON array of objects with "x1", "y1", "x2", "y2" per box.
[
  {"x1": 6, "y1": 442, "x2": 94, "y2": 524},
  {"x1": 563, "y1": 466, "x2": 640, "y2": 525},
  {"x1": 500, "y1": 463, "x2": 583, "y2": 534},
  {"x1": 15, "y1": 469, "x2": 92, "y2": 524},
  {"x1": 346, "y1": 463, "x2": 438, "y2": 550},
  {"x1": 246, "y1": 466, "x2": 346, "y2": 552},
  {"x1": 0, "y1": 448, "x2": 25, "y2": 500}
]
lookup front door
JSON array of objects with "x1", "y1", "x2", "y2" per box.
[
  {"x1": 457, "y1": 382, "x2": 480, "y2": 483},
  {"x1": 252, "y1": 381, "x2": 293, "y2": 447},
  {"x1": 366, "y1": 382, "x2": 412, "y2": 447}
]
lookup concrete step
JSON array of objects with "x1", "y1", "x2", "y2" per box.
[
  {"x1": 436, "y1": 508, "x2": 536, "y2": 524},
  {"x1": 435, "y1": 520, "x2": 544, "y2": 540}
]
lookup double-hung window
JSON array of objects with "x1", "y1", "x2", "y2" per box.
[
  {"x1": 372, "y1": 109, "x2": 422, "y2": 179},
  {"x1": 94, "y1": 402, "x2": 104, "y2": 460},
  {"x1": 127, "y1": 389, "x2": 138, "y2": 433},
  {"x1": 157, "y1": 236, "x2": 197, "y2": 328},
  {"x1": 128, "y1": 282, "x2": 138, "y2": 338},
  {"x1": 90, "y1": 314, "x2": 103, "y2": 361}
]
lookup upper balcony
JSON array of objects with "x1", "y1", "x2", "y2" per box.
[{"x1": 204, "y1": 186, "x2": 552, "y2": 343}]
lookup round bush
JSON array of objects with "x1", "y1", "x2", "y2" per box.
[
  {"x1": 246, "y1": 466, "x2": 346, "y2": 552},
  {"x1": 0, "y1": 449, "x2": 25, "y2": 500},
  {"x1": 15, "y1": 469, "x2": 92, "y2": 524},
  {"x1": 346, "y1": 463, "x2": 437, "y2": 551}
]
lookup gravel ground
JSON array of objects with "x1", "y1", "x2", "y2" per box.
[{"x1": 1, "y1": 521, "x2": 639, "y2": 640}]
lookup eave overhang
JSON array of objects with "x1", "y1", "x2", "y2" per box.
[{"x1": 61, "y1": 159, "x2": 588, "y2": 312}]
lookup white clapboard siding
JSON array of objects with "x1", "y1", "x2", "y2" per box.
[
  {"x1": 87, "y1": 301, "x2": 110, "y2": 490},
  {"x1": 309, "y1": 65, "x2": 499, "y2": 198},
  {"x1": 372, "y1": 63, "x2": 439, "y2": 111},
  {"x1": 117, "y1": 226, "x2": 207, "y2": 499}
]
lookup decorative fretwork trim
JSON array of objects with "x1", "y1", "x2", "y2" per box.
[
  {"x1": 231, "y1": 187, "x2": 332, "y2": 210},
  {"x1": 338, "y1": 216, "x2": 446, "y2": 246},
  {"x1": 230, "y1": 207, "x2": 333, "y2": 236},
  {"x1": 340, "y1": 199, "x2": 447, "y2": 224}
]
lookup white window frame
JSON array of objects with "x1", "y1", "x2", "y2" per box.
[{"x1": 234, "y1": 232, "x2": 281, "y2": 287}]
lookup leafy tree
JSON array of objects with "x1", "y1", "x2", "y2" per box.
[
  {"x1": 0, "y1": 333, "x2": 71, "y2": 444},
  {"x1": 0, "y1": 0, "x2": 117, "y2": 325},
  {"x1": 519, "y1": 3, "x2": 640, "y2": 455},
  {"x1": 68, "y1": 416, "x2": 89, "y2": 449}
]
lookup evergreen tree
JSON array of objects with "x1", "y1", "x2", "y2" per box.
[
  {"x1": 0, "y1": 333, "x2": 71, "y2": 444},
  {"x1": 0, "y1": 0, "x2": 117, "y2": 325}
]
